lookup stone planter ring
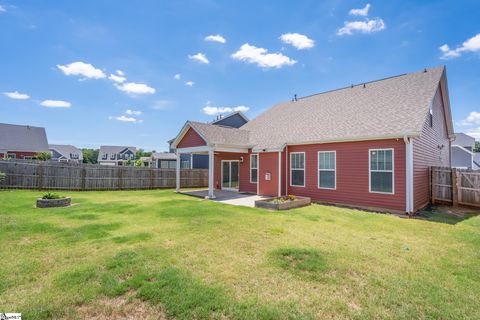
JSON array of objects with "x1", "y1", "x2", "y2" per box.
[{"x1": 36, "y1": 197, "x2": 71, "y2": 208}]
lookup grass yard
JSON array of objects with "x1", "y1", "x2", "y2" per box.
[{"x1": 0, "y1": 190, "x2": 479, "y2": 319}]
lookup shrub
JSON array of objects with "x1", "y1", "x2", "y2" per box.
[
  {"x1": 286, "y1": 194, "x2": 297, "y2": 201},
  {"x1": 36, "y1": 152, "x2": 52, "y2": 161},
  {"x1": 0, "y1": 171, "x2": 5, "y2": 183},
  {"x1": 42, "y1": 192, "x2": 62, "y2": 200}
]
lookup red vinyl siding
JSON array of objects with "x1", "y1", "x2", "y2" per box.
[
  {"x1": 177, "y1": 127, "x2": 206, "y2": 148},
  {"x1": 4, "y1": 151, "x2": 38, "y2": 159},
  {"x1": 213, "y1": 151, "x2": 256, "y2": 193},
  {"x1": 258, "y1": 152, "x2": 280, "y2": 197},
  {"x1": 286, "y1": 139, "x2": 406, "y2": 212},
  {"x1": 412, "y1": 84, "x2": 451, "y2": 210}
]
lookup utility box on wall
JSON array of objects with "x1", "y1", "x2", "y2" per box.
[{"x1": 265, "y1": 172, "x2": 271, "y2": 181}]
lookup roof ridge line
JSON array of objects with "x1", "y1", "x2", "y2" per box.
[{"x1": 298, "y1": 72, "x2": 409, "y2": 101}]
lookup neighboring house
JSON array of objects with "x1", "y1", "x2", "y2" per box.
[
  {"x1": 49, "y1": 144, "x2": 83, "y2": 163},
  {"x1": 171, "y1": 66, "x2": 454, "y2": 214},
  {"x1": 451, "y1": 133, "x2": 476, "y2": 169},
  {"x1": 97, "y1": 146, "x2": 136, "y2": 166},
  {"x1": 140, "y1": 156, "x2": 152, "y2": 167},
  {"x1": 168, "y1": 111, "x2": 249, "y2": 169},
  {"x1": 0, "y1": 123, "x2": 49, "y2": 159},
  {"x1": 152, "y1": 152, "x2": 180, "y2": 169},
  {"x1": 474, "y1": 153, "x2": 480, "y2": 170}
]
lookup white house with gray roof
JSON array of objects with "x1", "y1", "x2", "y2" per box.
[
  {"x1": 98, "y1": 146, "x2": 136, "y2": 166},
  {"x1": 451, "y1": 133, "x2": 479, "y2": 170},
  {"x1": 49, "y1": 144, "x2": 83, "y2": 163}
]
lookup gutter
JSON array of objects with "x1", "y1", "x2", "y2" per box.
[{"x1": 404, "y1": 136, "x2": 414, "y2": 213}]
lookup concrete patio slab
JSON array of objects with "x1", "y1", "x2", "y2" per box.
[{"x1": 180, "y1": 189, "x2": 269, "y2": 207}]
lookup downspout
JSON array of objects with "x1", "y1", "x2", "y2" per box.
[
  {"x1": 285, "y1": 145, "x2": 288, "y2": 196},
  {"x1": 404, "y1": 136, "x2": 414, "y2": 214},
  {"x1": 278, "y1": 151, "x2": 282, "y2": 197}
]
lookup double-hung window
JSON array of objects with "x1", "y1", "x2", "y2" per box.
[
  {"x1": 290, "y1": 152, "x2": 305, "y2": 187},
  {"x1": 369, "y1": 149, "x2": 394, "y2": 194},
  {"x1": 318, "y1": 151, "x2": 336, "y2": 189},
  {"x1": 250, "y1": 154, "x2": 258, "y2": 183}
]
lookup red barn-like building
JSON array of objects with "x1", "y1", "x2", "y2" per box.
[
  {"x1": 0, "y1": 123, "x2": 49, "y2": 159},
  {"x1": 171, "y1": 66, "x2": 454, "y2": 214}
]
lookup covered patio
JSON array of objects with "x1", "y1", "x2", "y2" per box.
[{"x1": 180, "y1": 189, "x2": 268, "y2": 207}]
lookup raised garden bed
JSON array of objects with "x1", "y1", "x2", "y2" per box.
[
  {"x1": 36, "y1": 192, "x2": 71, "y2": 208},
  {"x1": 255, "y1": 195, "x2": 311, "y2": 210}
]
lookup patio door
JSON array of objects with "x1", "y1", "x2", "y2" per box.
[{"x1": 222, "y1": 160, "x2": 239, "y2": 191}]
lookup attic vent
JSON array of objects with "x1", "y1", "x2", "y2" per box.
[
  {"x1": 351, "y1": 84, "x2": 354, "y2": 88},
  {"x1": 291, "y1": 94, "x2": 298, "y2": 102},
  {"x1": 424, "y1": 68, "x2": 427, "y2": 73},
  {"x1": 363, "y1": 83, "x2": 366, "y2": 88}
]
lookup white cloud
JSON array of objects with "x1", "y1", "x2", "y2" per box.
[
  {"x1": 40, "y1": 100, "x2": 71, "y2": 108},
  {"x1": 188, "y1": 52, "x2": 209, "y2": 64},
  {"x1": 439, "y1": 34, "x2": 480, "y2": 59},
  {"x1": 152, "y1": 100, "x2": 172, "y2": 110},
  {"x1": 337, "y1": 18, "x2": 385, "y2": 35},
  {"x1": 3, "y1": 91, "x2": 30, "y2": 100},
  {"x1": 174, "y1": 74, "x2": 181, "y2": 80},
  {"x1": 125, "y1": 109, "x2": 142, "y2": 115},
  {"x1": 231, "y1": 43, "x2": 297, "y2": 69},
  {"x1": 115, "y1": 82, "x2": 155, "y2": 94},
  {"x1": 467, "y1": 127, "x2": 480, "y2": 140},
  {"x1": 205, "y1": 34, "x2": 226, "y2": 44},
  {"x1": 459, "y1": 111, "x2": 480, "y2": 126},
  {"x1": 57, "y1": 61, "x2": 106, "y2": 79},
  {"x1": 185, "y1": 81, "x2": 194, "y2": 87},
  {"x1": 109, "y1": 115, "x2": 143, "y2": 123},
  {"x1": 116, "y1": 70, "x2": 125, "y2": 76},
  {"x1": 233, "y1": 105, "x2": 249, "y2": 113},
  {"x1": 349, "y1": 3, "x2": 370, "y2": 16},
  {"x1": 280, "y1": 33, "x2": 315, "y2": 50},
  {"x1": 202, "y1": 104, "x2": 250, "y2": 115},
  {"x1": 0, "y1": 5, "x2": 6, "y2": 12},
  {"x1": 108, "y1": 73, "x2": 126, "y2": 83}
]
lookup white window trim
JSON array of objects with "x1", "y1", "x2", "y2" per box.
[
  {"x1": 250, "y1": 153, "x2": 258, "y2": 184},
  {"x1": 369, "y1": 148, "x2": 395, "y2": 195},
  {"x1": 318, "y1": 151, "x2": 336, "y2": 190},
  {"x1": 290, "y1": 152, "x2": 305, "y2": 187}
]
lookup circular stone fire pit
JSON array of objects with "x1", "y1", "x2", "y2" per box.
[{"x1": 36, "y1": 197, "x2": 71, "y2": 208}]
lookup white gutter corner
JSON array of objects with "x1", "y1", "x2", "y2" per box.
[{"x1": 404, "y1": 136, "x2": 414, "y2": 214}]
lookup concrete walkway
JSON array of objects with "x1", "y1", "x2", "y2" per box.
[{"x1": 180, "y1": 189, "x2": 268, "y2": 207}]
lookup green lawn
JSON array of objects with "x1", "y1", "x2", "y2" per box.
[{"x1": 0, "y1": 190, "x2": 479, "y2": 319}]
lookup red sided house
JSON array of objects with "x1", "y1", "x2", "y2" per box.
[
  {"x1": 171, "y1": 66, "x2": 454, "y2": 213},
  {"x1": 0, "y1": 123, "x2": 50, "y2": 159}
]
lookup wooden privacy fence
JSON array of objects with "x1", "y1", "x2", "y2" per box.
[
  {"x1": 431, "y1": 166, "x2": 480, "y2": 208},
  {"x1": 0, "y1": 160, "x2": 208, "y2": 190}
]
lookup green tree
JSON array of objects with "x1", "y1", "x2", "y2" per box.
[
  {"x1": 136, "y1": 148, "x2": 152, "y2": 159},
  {"x1": 81, "y1": 149, "x2": 99, "y2": 164},
  {"x1": 135, "y1": 159, "x2": 143, "y2": 167},
  {"x1": 36, "y1": 152, "x2": 51, "y2": 161},
  {"x1": 474, "y1": 141, "x2": 480, "y2": 153},
  {"x1": 0, "y1": 171, "x2": 5, "y2": 183}
]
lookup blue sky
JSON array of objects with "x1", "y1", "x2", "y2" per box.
[{"x1": 1, "y1": 1, "x2": 479, "y2": 151}]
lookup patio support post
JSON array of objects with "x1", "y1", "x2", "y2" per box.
[
  {"x1": 175, "y1": 153, "x2": 180, "y2": 193},
  {"x1": 208, "y1": 148, "x2": 215, "y2": 199}
]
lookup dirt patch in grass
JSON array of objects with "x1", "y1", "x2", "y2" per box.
[
  {"x1": 68, "y1": 214, "x2": 99, "y2": 221},
  {"x1": 270, "y1": 248, "x2": 328, "y2": 280},
  {"x1": 75, "y1": 293, "x2": 167, "y2": 320}
]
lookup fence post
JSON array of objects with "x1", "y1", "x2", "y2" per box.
[
  {"x1": 38, "y1": 163, "x2": 44, "y2": 190},
  {"x1": 431, "y1": 167, "x2": 436, "y2": 205},
  {"x1": 456, "y1": 170, "x2": 462, "y2": 206},
  {"x1": 452, "y1": 168, "x2": 458, "y2": 207},
  {"x1": 81, "y1": 167, "x2": 86, "y2": 190}
]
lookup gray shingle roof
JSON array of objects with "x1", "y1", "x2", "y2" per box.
[
  {"x1": 189, "y1": 121, "x2": 251, "y2": 146},
  {"x1": 0, "y1": 123, "x2": 49, "y2": 152},
  {"x1": 241, "y1": 66, "x2": 446, "y2": 150},
  {"x1": 49, "y1": 144, "x2": 83, "y2": 161},
  {"x1": 453, "y1": 133, "x2": 475, "y2": 148},
  {"x1": 152, "y1": 152, "x2": 177, "y2": 160},
  {"x1": 175, "y1": 66, "x2": 449, "y2": 151}
]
